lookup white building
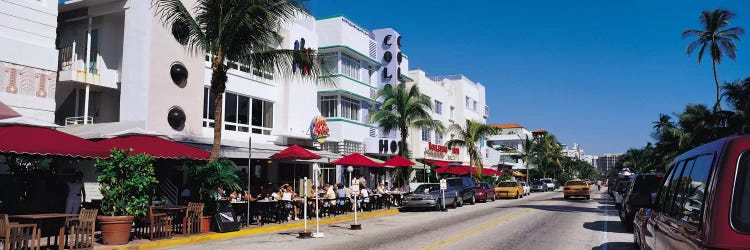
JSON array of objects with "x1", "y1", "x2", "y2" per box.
[
  {"x1": 0, "y1": 0, "x2": 59, "y2": 122},
  {"x1": 406, "y1": 70, "x2": 490, "y2": 176},
  {"x1": 485, "y1": 123, "x2": 534, "y2": 171},
  {"x1": 562, "y1": 143, "x2": 585, "y2": 160}
]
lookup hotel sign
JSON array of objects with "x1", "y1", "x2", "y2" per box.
[{"x1": 365, "y1": 138, "x2": 400, "y2": 155}]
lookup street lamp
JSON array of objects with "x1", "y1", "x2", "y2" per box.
[
  {"x1": 312, "y1": 164, "x2": 324, "y2": 238},
  {"x1": 425, "y1": 168, "x2": 431, "y2": 182},
  {"x1": 347, "y1": 166, "x2": 361, "y2": 230}
]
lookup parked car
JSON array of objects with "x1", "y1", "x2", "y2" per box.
[
  {"x1": 518, "y1": 181, "x2": 531, "y2": 196},
  {"x1": 639, "y1": 135, "x2": 750, "y2": 249},
  {"x1": 563, "y1": 180, "x2": 590, "y2": 199},
  {"x1": 401, "y1": 183, "x2": 460, "y2": 210},
  {"x1": 607, "y1": 177, "x2": 617, "y2": 197},
  {"x1": 494, "y1": 181, "x2": 523, "y2": 199},
  {"x1": 474, "y1": 182, "x2": 495, "y2": 202},
  {"x1": 445, "y1": 176, "x2": 476, "y2": 206},
  {"x1": 618, "y1": 173, "x2": 664, "y2": 231},
  {"x1": 540, "y1": 178, "x2": 555, "y2": 191},
  {"x1": 530, "y1": 181, "x2": 546, "y2": 192}
]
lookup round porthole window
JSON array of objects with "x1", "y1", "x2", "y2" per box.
[
  {"x1": 383, "y1": 51, "x2": 392, "y2": 63},
  {"x1": 167, "y1": 106, "x2": 186, "y2": 131},
  {"x1": 170, "y1": 62, "x2": 188, "y2": 87},
  {"x1": 397, "y1": 52, "x2": 403, "y2": 63}
]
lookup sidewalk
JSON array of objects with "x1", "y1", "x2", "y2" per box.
[{"x1": 96, "y1": 208, "x2": 399, "y2": 250}]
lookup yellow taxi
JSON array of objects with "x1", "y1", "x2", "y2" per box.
[
  {"x1": 494, "y1": 181, "x2": 523, "y2": 199},
  {"x1": 584, "y1": 179, "x2": 592, "y2": 185},
  {"x1": 563, "y1": 179, "x2": 590, "y2": 200}
]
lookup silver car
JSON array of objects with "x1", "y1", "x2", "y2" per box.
[{"x1": 401, "y1": 183, "x2": 460, "y2": 210}]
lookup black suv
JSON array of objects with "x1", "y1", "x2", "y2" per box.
[
  {"x1": 619, "y1": 173, "x2": 664, "y2": 231},
  {"x1": 445, "y1": 176, "x2": 476, "y2": 206}
]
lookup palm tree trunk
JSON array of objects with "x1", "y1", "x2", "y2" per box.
[
  {"x1": 399, "y1": 127, "x2": 409, "y2": 187},
  {"x1": 209, "y1": 54, "x2": 228, "y2": 162},
  {"x1": 713, "y1": 60, "x2": 721, "y2": 111}
]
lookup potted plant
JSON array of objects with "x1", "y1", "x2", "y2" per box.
[
  {"x1": 96, "y1": 149, "x2": 157, "y2": 245},
  {"x1": 185, "y1": 159, "x2": 241, "y2": 232}
]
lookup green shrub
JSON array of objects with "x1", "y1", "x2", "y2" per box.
[
  {"x1": 185, "y1": 159, "x2": 242, "y2": 215},
  {"x1": 96, "y1": 149, "x2": 157, "y2": 217}
]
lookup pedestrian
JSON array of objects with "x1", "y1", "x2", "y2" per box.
[{"x1": 65, "y1": 171, "x2": 85, "y2": 214}]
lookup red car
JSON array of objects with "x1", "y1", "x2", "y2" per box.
[
  {"x1": 474, "y1": 182, "x2": 495, "y2": 202},
  {"x1": 637, "y1": 135, "x2": 750, "y2": 249}
]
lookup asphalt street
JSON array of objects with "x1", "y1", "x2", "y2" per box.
[{"x1": 165, "y1": 187, "x2": 633, "y2": 250}]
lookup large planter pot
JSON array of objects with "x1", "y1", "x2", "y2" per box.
[
  {"x1": 201, "y1": 216, "x2": 212, "y2": 233},
  {"x1": 97, "y1": 215, "x2": 134, "y2": 245}
]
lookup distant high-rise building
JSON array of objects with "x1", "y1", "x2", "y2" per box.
[{"x1": 595, "y1": 153, "x2": 623, "y2": 174}]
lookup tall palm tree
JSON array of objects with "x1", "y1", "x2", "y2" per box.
[
  {"x1": 445, "y1": 119, "x2": 501, "y2": 177},
  {"x1": 683, "y1": 9, "x2": 745, "y2": 110},
  {"x1": 153, "y1": 0, "x2": 323, "y2": 161},
  {"x1": 370, "y1": 84, "x2": 444, "y2": 158},
  {"x1": 514, "y1": 137, "x2": 536, "y2": 182}
]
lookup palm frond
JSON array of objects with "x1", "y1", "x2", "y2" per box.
[{"x1": 152, "y1": 0, "x2": 208, "y2": 54}]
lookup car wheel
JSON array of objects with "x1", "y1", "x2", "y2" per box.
[
  {"x1": 470, "y1": 195, "x2": 476, "y2": 205},
  {"x1": 586, "y1": 195, "x2": 591, "y2": 200},
  {"x1": 564, "y1": 195, "x2": 569, "y2": 200},
  {"x1": 514, "y1": 192, "x2": 519, "y2": 199},
  {"x1": 434, "y1": 200, "x2": 441, "y2": 211},
  {"x1": 451, "y1": 199, "x2": 457, "y2": 209},
  {"x1": 458, "y1": 199, "x2": 463, "y2": 207}
]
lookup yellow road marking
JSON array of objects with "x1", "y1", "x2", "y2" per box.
[
  {"x1": 417, "y1": 208, "x2": 532, "y2": 250},
  {"x1": 100, "y1": 208, "x2": 399, "y2": 250}
]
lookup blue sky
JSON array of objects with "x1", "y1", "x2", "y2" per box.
[{"x1": 310, "y1": 1, "x2": 750, "y2": 155}]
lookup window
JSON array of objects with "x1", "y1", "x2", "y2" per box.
[
  {"x1": 320, "y1": 53, "x2": 337, "y2": 75},
  {"x1": 658, "y1": 161, "x2": 687, "y2": 215},
  {"x1": 678, "y1": 154, "x2": 713, "y2": 228},
  {"x1": 202, "y1": 87, "x2": 216, "y2": 128},
  {"x1": 465, "y1": 97, "x2": 471, "y2": 109},
  {"x1": 342, "y1": 140, "x2": 362, "y2": 155},
  {"x1": 252, "y1": 98, "x2": 274, "y2": 134},
  {"x1": 341, "y1": 53, "x2": 360, "y2": 79},
  {"x1": 421, "y1": 128, "x2": 432, "y2": 142},
  {"x1": 434, "y1": 100, "x2": 442, "y2": 114},
  {"x1": 733, "y1": 151, "x2": 750, "y2": 233},
  {"x1": 449, "y1": 106, "x2": 455, "y2": 120},
  {"x1": 320, "y1": 96, "x2": 338, "y2": 117},
  {"x1": 473, "y1": 101, "x2": 478, "y2": 111},
  {"x1": 341, "y1": 96, "x2": 361, "y2": 121},
  {"x1": 435, "y1": 132, "x2": 443, "y2": 144}
]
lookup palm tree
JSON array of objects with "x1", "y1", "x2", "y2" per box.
[
  {"x1": 370, "y1": 84, "x2": 444, "y2": 158},
  {"x1": 514, "y1": 137, "x2": 536, "y2": 182},
  {"x1": 683, "y1": 9, "x2": 745, "y2": 110},
  {"x1": 153, "y1": 0, "x2": 323, "y2": 161},
  {"x1": 445, "y1": 119, "x2": 501, "y2": 177}
]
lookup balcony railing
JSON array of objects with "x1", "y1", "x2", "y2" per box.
[
  {"x1": 59, "y1": 41, "x2": 102, "y2": 85},
  {"x1": 65, "y1": 116, "x2": 93, "y2": 126}
]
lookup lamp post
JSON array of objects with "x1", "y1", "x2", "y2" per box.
[
  {"x1": 348, "y1": 166, "x2": 361, "y2": 230},
  {"x1": 299, "y1": 177, "x2": 311, "y2": 238},
  {"x1": 312, "y1": 164, "x2": 325, "y2": 238},
  {"x1": 425, "y1": 168, "x2": 431, "y2": 183}
]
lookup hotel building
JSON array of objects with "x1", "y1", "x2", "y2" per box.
[{"x1": 485, "y1": 123, "x2": 534, "y2": 171}]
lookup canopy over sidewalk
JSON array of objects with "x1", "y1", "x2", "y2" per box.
[
  {"x1": 0, "y1": 125, "x2": 108, "y2": 158},
  {"x1": 330, "y1": 153, "x2": 384, "y2": 167},
  {"x1": 97, "y1": 135, "x2": 210, "y2": 160}
]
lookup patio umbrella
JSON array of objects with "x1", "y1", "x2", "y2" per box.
[
  {"x1": 329, "y1": 153, "x2": 384, "y2": 167},
  {"x1": 383, "y1": 156, "x2": 415, "y2": 167},
  {"x1": 270, "y1": 144, "x2": 321, "y2": 160},
  {"x1": 96, "y1": 135, "x2": 210, "y2": 160},
  {"x1": 0, "y1": 101, "x2": 20, "y2": 120},
  {"x1": 0, "y1": 125, "x2": 108, "y2": 158}
]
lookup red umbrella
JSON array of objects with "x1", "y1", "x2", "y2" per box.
[
  {"x1": 0, "y1": 125, "x2": 108, "y2": 158},
  {"x1": 383, "y1": 155, "x2": 415, "y2": 167},
  {"x1": 0, "y1": 101, "x2": 20, "y2": 120},
  {"x1": 270, "y1": 144, "x2": 321, "y2": 160},
  {"x1": 97, "y1": 135, "x2": 210, "y2": 160},
  {"x1": 329, "y1": 153, "x2": 383, "y2": 167}
]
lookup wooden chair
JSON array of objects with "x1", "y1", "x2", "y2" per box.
[
  {"x1": 182, "y1": 203, "x2": 204, "y2": 235},
  {"x1": 64, "y1": 209, "x2": 97, "y2": 249},
  {"x1": 147, "y1": 206, "x2": 173, "y2": 240},
  {"x1": 1, "y1": 214, "x2": 40, "y2": 250}
]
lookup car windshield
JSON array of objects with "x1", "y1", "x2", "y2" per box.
[
  {"x1": 497, "y1": 182, "x2": 516, "y2": 187},
  {"x1": 732, "y1": 151, "x2": 750, "y2": 234},
  {"x1": 532, "y1": 181, "x2": 544, "y2": 185},
  {"x1": 541, "y1": 180, "x2": 553, "y2": 183},
  {"x1": 447, "y1": 178, "x2": 463, "y2": 186},
  {"x1": 414, "y1": 184, "x2": 440, "y2": 193},
  {"x1": 519, "y1": 182, "x2": 527, "y2": 186},
  {"x1": 567, "y1": 181, "x2": 586, "y2": 186},
  {"x1": 474, "y1": 183, "x2": 486, "y2": 189}
]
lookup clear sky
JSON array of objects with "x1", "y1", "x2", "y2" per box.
[{"x1": 309, "y1": 1, "x2": 750, "y2": 155}]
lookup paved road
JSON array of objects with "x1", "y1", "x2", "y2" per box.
[{"x1": 166, "y1": 188, "x2": 633, "y2": 250}]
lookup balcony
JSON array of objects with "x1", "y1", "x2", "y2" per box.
[{"x1": 58, "y1": 41, "x2": 118, "y2": 89}]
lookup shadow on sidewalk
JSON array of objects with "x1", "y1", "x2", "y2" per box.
[
  {"x1": 591, "y1": 241, "x2": 635, "y2": 250},
  {"x1": 583, "y1": 220, "x2": 629, "y2": 234}
]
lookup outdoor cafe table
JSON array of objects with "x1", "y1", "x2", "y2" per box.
[
  {"x1": 152, "y1": 205, "x2": 187, "y2": 234},
  {"x1": 230, "y1": 201, "x2": 248, "y2": 226},
  {"x1": 9, "y1": 213, "x2": 78, "y2": 250}
]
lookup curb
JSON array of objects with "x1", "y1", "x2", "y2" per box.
[{"x1": 97, "y1": 208, "x2": 399, "y2": 250}]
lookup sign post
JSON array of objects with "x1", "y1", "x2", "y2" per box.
[
  {"x1": 440, "y1": 179, "x2": 447, "y2": 212},
  {"x1": 299, "y1": 177, "x2": 311, "y2": 238}
]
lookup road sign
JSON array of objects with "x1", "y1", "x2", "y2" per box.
[{"x1": 440, "y1": 179, "x2": 447, "y2": 190}]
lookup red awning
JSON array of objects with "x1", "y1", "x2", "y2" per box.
[
  {"x1": 435, "y1": 165, "x2": 501, "y2": 176},
  {"x1": 0, "y1": 101, "x2": 20, "y2": 120},
  {"x1": 329, "y1": 153, "x2": 383, "y2": 167},
  {"x1": 424, "y1": 159, "x2": 460, "y2": 168},
  {"x1": 383, "y1": 156, "x2": 415, "y2": 167},
  {"x1": 270, "y1": 144, "x2": 321, "y2": 160},
  {"x1": 97, "y1": 135, "x2": 210, "y2": 160},
  {"x1": 0, "y1": 125, "x2": 108, "y2": 158}
]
